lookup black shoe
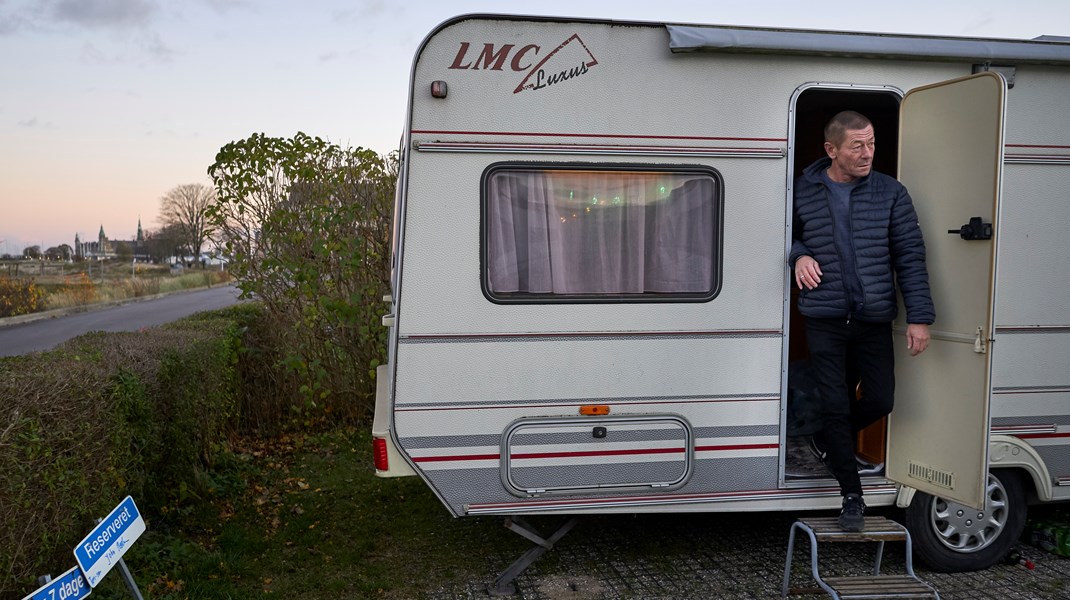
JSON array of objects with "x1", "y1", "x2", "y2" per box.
[
  {"x1": 838, "y1": 493, "x2": 866, "y2": 532},
  {"x1": 856, "y1": 455, "x2": 884, "y2": 476}
]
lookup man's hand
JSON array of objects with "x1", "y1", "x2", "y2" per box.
[
  {"x1": 794, "y1": 255, "x2": 823, "y2": 290},
  {"x1": 906, "y1": 323, "x2": 931, "y2": 356}
]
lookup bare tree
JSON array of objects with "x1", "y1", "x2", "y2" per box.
[
  {"x1": 143, "y1": 224, "x2": 186, "y2": 263},
  {"x1": 114, "y1": 241, "x2": 134, "y2": 262},
  {"x1": 159, "y1": 183, "x2": 214, "y2": 265},
  {"x1": 44, "y1": 244, "x2": 73, "y2": 260}
]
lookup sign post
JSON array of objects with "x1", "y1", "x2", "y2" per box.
[{"x1": 73, "y1": 496, "x2": 145, "y2": 588}]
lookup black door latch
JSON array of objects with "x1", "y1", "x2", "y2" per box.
[{"x1": 949, "y1": 216, "x2": 993, "y2": 240}]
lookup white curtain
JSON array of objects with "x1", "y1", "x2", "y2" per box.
[{"x1": 487, "y1": 169, "x2": 716, "y2": 296}]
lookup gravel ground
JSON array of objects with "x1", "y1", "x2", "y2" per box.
[{"x1": 425, "y1": 507, "x2": 1070, "y2": 599}]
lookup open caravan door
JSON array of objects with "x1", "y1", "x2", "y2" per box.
[{"x1": 887, "y1": 71, "x2": 1006, "y2": 509}]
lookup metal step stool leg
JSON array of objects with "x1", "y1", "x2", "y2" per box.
[
  {"x1": 781, "y1": 522, "x2": 800, "y2": 598},
  {"x1": 782, "y1": 520, "x2": 839, "y2": 599},
  {"x1": 874, "y1": 540, "x2": 885, "y2": 575}
]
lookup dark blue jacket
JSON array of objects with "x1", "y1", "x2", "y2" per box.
[{"x1": 789, "y1": 158, "x2": 935, "y2": 325}]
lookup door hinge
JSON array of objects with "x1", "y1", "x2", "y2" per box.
[
  {"x1": 974, "y1": 327, "x2": 987, "y2": 354},
  {"x1": 972, "y1": 63, "x2": 1016, "y2": 88}
]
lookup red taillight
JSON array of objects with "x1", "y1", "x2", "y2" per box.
[{"x1": 373, "y1": 437, "x2": 389, "y2": 471}]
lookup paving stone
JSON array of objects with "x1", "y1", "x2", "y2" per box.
[{"x1": 424, "y1": 509, "x2": 1070, "y2": 599}]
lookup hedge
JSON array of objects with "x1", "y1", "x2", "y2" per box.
[{"x1": 0, "y1": 304, "x2": 259, "y2": 597}]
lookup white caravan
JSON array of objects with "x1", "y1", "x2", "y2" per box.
[{"x1": 372, "y1": 14, "x2": 1070, "y2": 574}]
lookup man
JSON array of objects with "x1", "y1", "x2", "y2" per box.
[{"x1": 789, "y1": 110, "x2": 934, "y2": 531}]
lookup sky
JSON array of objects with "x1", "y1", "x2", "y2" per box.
[{"x1": 0, "y1": 0, "x2": 1067, "y2": 255}]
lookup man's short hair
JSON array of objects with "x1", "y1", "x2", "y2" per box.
[{"x1": 824, "y1": 111, "x2": 872, "y2": 147}]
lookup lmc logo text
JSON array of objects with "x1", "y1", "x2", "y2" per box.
[{"x1": 448, "y1": 34, "x2": 599, "y2": 94}]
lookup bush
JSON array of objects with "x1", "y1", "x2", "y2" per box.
[
  {"x1": 0, "y1": 305, "x2": 255, "y2": 597},
  {"x1": 228, "y1": 306, "x2": 304, "y2": 436},
  {"x1": 0, "y1": 276, "x2": 44, "y2": 317},
  {"x1": 208, "y1": 133, "x2": 395, "y2": 428}
]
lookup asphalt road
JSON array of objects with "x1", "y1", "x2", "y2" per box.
[{"x1": 0, "y1": 284, "x2": 245, "y2": 357}]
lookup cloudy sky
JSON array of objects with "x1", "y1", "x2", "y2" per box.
[{"x1": 1, "y1": 0, "x2": 1066, "y2": 254}]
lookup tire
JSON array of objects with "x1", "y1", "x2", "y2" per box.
[{"x1": 904, "y1": 470, "x2": 1027, "y2": 572}]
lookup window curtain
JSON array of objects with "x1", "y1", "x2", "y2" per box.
[{"x1": 487, "y1": 170, "x2": 715, "y2": 296}]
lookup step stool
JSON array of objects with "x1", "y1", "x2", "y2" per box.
[{"x1": 781, "y1": 516, "x2": 939, "y2": 599}]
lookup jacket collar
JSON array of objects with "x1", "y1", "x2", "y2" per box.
[{"x1": 802, "y1": 157, "x2": 872, "y2": 187}]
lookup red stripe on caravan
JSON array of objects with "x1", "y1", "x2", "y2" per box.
[
  {"x1": 1005, "y1": 143, "x2": 1070, "y2": 149},
  {"x1": 410, "y1": 129, "x2": 788, "y2": 143},
  {"x1": 412, "y1": 447, "x2": 685, "y2": 463},
  {"x1": 396, "y1": 396, "x2": 780, "y2": 412},
  {"x1": 418, "y1": 142, "x2": 784, "y2": 154},
  {"x1": 1018, "y1": 432, "x2": 1070, "y2": 440},
  {"x1": 412, "y1": 453, "x2": 500, "y2": 463},
  {"x1": 512, "y1": 447, "x2": 685, "y2": 460},
  {"x1": 411, "y1": 443, "x2": 779, "y2": 463},
  {"x1": 466, "y1": 484, "x2": 898, "y2": 511},
  {"x1": 695, "y1": 443, "x2": 779, "y2": 452},
  {"x1": 403, "y1": 329, "x2": 782, "y2": 341}
]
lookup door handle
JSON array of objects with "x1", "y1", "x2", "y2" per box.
[{"x1": 948, "y1": 216, "x2": 992, "y2": 240}]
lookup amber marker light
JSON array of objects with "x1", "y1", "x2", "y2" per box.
[{"x1": 579, "y1": 405, "x2": 610, "y2": 416}]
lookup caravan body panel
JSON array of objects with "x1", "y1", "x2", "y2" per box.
[{"x1": 382, "y1": 15, "x2": 1070, "y2": 515}]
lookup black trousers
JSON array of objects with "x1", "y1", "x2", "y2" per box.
[{"x1": 805, "y1": 317, "x2": 895, "y2": 497}]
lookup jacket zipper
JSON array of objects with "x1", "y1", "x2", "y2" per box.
[
  {"x1": 828, "y1": 184, "x2": 858, "y2": 325},
  {"x1": 846, "y1": 188, "x2": 857, "y2": 325}
]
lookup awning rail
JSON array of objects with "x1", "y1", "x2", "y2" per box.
[{"x1": 667, "y1": 25, "x2": 1070, "y2": 66}]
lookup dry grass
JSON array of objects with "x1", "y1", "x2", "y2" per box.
[
  {"x1": 44, "y1": 270, "x2": 231, "y2": 310},
  {"x1": 0, "y1": 259, "x2": 232, "y2": 313}
]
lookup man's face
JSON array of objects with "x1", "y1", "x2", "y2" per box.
[{"x1": 825, "y1": 125, "x2": 875, "y2": 182}]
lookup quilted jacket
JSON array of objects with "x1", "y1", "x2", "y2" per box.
[{"x1": 789, "y1": 157, "x2": 935, "y2": 325}]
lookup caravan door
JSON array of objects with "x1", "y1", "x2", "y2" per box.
[{"x1": 887, "y1": 72, "x2": 1007, "y2": 509}]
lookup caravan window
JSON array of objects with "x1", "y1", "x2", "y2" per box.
[{"x1": 482, "y1": 164, "x2": 722, "y2": 303}]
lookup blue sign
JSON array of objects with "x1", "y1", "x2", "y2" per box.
[
  {"x1": 21, "y1": 565, "x2": 91, "y2": 600},
  {"x1": 73, "y1": 496, "x2": 145, "y2": 587}
]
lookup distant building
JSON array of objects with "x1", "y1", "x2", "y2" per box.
[
  {"x1": 73, "y1": 226, "x2": 112, "y2": 259},
  {"x1": 75, "y1": 219, "x2": 149, "y2": 261}
]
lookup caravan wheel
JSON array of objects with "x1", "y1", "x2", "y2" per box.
[{"x1": 904, "y1": 470, "x2": 1027, "y2": 572}]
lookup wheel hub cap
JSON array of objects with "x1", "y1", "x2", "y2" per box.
[{"x1": 929, "y1": 474, "x2": 1008, "y2": 553}]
